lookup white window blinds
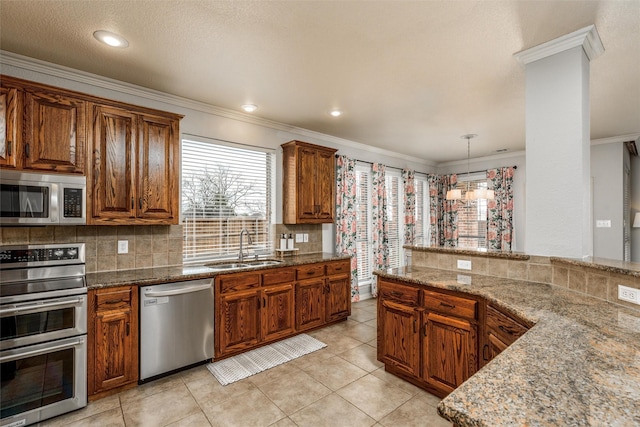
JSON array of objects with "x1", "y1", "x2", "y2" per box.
[
  {"x1": 386, "y1": 171, "x2": 403, "y2": 269},
  {"x1": 356, "y1": 166, "x2": 372, "y2": 284},
  {"x1": 415, "y1": 175, "x2": 430, "y2": 246},
  {"x1": 181, "y1": 138, "x2": 274, "y2": 263}
]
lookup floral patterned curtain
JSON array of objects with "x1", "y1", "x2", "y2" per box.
[
  {"x1": 371, "y1": 163, "x2": 388, "y2": 297},
  {"x1": 335, "y1": 155, "x2": 360, "y2": 302},
  {"x1": 402, "y1": 169, "x2": 416, "y2": 246},
  {"x1": 486, "y1": 167, "x2": 515, "y2": 251},
  {"x1": 427, "y1": 174, "x2": 458, "y2": 247},
  {"x1": 441, "y1": 174, "x2": 459, "y2": 247}
]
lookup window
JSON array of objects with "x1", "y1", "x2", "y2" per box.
[
  {"x1": 355, "y1": 165, "x2": 372, "y2": 285},
  {"x1": 456, "y1": 175, "x2": 489, "y2": 250},
  {"x1": 181, "y1": 137, "x2": 275, "y2": 263},
  {"x1": 385, "y1": 171, "x2": 403, "y2": 269}
]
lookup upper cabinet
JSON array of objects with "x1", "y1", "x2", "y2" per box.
[
  {"x1": 1, "y1": 77, "x2": 86, "y2": 173},
  {"x1": 282, "y1": 140, "x2": 337, "y2": 224},
  {"x1": 23, "y1": 89, "x2": 87, "y2": 174},
  {"x1": 0, "y1": 84, "x2": 20, "y2": 168},
  {"x1": 88, "y1": 103, "x2": 180, "y2": 225}
]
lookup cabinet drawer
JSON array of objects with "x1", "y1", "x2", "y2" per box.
[
  {"x1": 379, "y1": 281, "x2": 419, "y2": 306},
  {"x1": 422, "y1": 290, "x2": 477, "y2": 321},
  {"x1": 296, "y1": 264, "x2": 325, "y2": 280},
  {"x1": 94, "y1": 287, "x2": 132, "y2": 310},
  {"x1": 326, "y1": 260, "x2": 349, "y2": 276},
  {"x1": 218, "y1": 272, "x2": 261, "y2": 293},
  {"x1": 486, "y1": 305, "x2": 528, "y2": 343},
  {"x1": 263, "y1": 268, "x2": 295, "y2": 286}
]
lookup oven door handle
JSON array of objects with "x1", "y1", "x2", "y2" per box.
[
  {"x1": 144, "y1": 283, "x2": 212, "y2": 298},
  {"x1": 0, "y1": 338, "x2": 84, "y2": 362},
  {"x1": 0, "y1": 297, "x2": 84, "y2": 316}
]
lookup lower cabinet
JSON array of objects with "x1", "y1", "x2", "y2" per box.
[
  {"x1": 483, "y1": 304, "x2": 531, "y2": 364},
  {"x1": 215, "y1": 259, "x2": 351, "y2": 359},
  {"x1": 377, "y1": 278, "x2": 480, "y2": 398},
  {"x1": 88, "y1": 286, "x2": 138, "y2": 397}
]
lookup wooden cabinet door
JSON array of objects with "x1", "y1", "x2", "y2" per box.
[
  {"x1": 137, "y1": 114, "x2": 178, "y2": 222},
  {"x1": 23, "y1": 90, "x2": 86, "y2": 173},
  {"x1": 422, "y1": 312, "x2": 478, "y2": 396},
  {"x1": 219, "y1": 289, "x2": 261, "y2": 356},
  {"x1": 295, "y1": 278, "x2": 326, "y2": 331},
  {"x1": 89, "y1": 286, "x2": 138, "y2": 396},
  {"x1": 487, "y1": 331, "x2": 508, "y2": 361},
  {"x1": 379, "y1": 299, "x2": 420, "y2": 377},
  {"x1": 93, "y1": 309, "x2": 134, "y2": 392},
  {"x1": 0, "y1": 86, "x2": 20, "y2": 168},
  {"x1": 297, "y1": 146, "x2": 318, "y2": 220},
  {"x1": 90, "y1": 104, "x2": 137, "y2": 221},
  {"x1": 262, "y1": 284, "x2": 295, "y2": 343},
  {"x1": 315, "y1": 148, "x2": 335, "y2": 221},
  {"x1": 325, "y1": 274, "x2": 351, "y2": 322}
]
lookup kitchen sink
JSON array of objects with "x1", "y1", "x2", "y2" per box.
[{"x1": 205, "y1": 259, "x2": 283, "y2": 271}]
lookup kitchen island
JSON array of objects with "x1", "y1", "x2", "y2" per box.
[{"x1": 374, "y1": 264, "x2": 640, "y2": 426}]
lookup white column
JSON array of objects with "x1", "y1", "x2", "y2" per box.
[{"x1": 515, "y1": 25, "x2": 603, "y2": 258}]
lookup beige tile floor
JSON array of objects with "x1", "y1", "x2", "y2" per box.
[{"x1": 39, "y1": 299, "x2": 452, "y2": 427}]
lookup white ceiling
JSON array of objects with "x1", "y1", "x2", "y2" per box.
[{"x1": 1, "y1": 0, "x2": 638, "y2": 162}]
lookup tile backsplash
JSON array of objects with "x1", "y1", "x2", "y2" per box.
[
  {"x1": 0, "y1": 225, "x2": 183, "y2": 273},
  {"x1": 273, "y1": 224, "x2": 323, "y2": 255}
]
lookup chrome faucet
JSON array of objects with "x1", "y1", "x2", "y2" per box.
[{"x1": 238, "y1": 229, "x2": 255, "y2": 262}]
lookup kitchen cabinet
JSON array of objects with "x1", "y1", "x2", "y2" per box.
[
  {"x1": 282, "y1": 140, "x2": 337, "y2": 224},
  {"x1": 1, "y1": 76, "x2": 86, "y2": 173},
  {"x1": 377, "y1": 280, "x2": 420, "y2": 377},
  {"x1": 377, "y1": 278, "x2": 481, "y2": 398},
  {"x1": 88, "y1": 286, "x2": 139, "y2": 398},
  {"x1": 0, "y1": 84, "x2": 20, "y2": 168},
  {"x1": 88, "y1": 103, "x2": 181, "y2": 224},
  {"x1": 215, "y1": 259, "x2": 351, "y2": 359},
  {"x1": 483, "y1": 304, "x2": 530, "y2": 364}
]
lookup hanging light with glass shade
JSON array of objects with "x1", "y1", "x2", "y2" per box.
[{"x1": 446, "y1": 134, "x2": 495, "y2": 201}]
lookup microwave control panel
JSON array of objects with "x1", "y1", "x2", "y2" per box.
[{"x1": 63, "y1": 188, "x2": 83, "y2": 218}]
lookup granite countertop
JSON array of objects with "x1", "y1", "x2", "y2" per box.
[
  {"x1": 86, "y1": 253, "x2": 350, "y2": 289},
  {"x1": 374, "y1": 266, "x2": 640, "y2": 426},
  {"x1": 551, "y1": 256, "x2": 640, "y2": 278},
  {"x1": 404, "y1": 245, "x2": 530, "y2": 260}
]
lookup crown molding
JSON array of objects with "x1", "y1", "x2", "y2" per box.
[
  {"x1": 436, "y1": 150, "x2": 526, "y2": 168},
  {"x1": 0, "y1": 50, "x2": 434, "y2": 167},
  {"x1": 514, "y1": 24, "x2": 604, "y2": 65},
  {"x1": 591, "y1": 133, "x2": 640, "y2": 146}
]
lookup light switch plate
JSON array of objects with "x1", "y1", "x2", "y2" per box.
[
  {"x1": 457, "y1": 260, "x2": 472, "y2": 270},
  {"x1": 117, "y1": 240, "x2": 128, "y2": 254},
  {"x1": 303, "y1": 233, "x2": 309, "y2": 242},
  {"x1": 295, "y1": 234, "x2": 304, "y2": 243},
  {"x1": 596, "y1": 220, "x2": 611, "y2": 228}
]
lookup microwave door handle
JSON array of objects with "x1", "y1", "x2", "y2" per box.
[{"x1": 50, "y1": 183, "x2": 59, "y2": 222}]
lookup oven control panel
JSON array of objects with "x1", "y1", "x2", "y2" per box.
[{"x1": 0, "y1": 244, "x2": 84, "y2": 267}]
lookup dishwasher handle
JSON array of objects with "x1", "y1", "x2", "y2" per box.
[{"x1": 144, "y1": 282, "x2": 212, "y2": 298}]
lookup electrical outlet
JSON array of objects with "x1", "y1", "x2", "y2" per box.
[
  {"x1": 117, "y1": 240, "x2": 128, "y2": 254},
  {"x1": 618, "y1": 285, "x2": 640, "y2": 305},
  {"x1": 457, "y1": 260, "x2": 472, "y2": 270},
  {"x1": 457, "y1": 274, "x2": 472, "y2": 285}
]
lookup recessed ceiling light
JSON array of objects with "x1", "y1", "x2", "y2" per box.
[
  {"x1": 241, "y1": 104, "x2": 258, "y2": 113},
  {"x1": 329, "y1": 110, "x2": 342, "y2": 117},
  {"x1": 93, "y1": 30, "x2": 129, "y2": 48}
]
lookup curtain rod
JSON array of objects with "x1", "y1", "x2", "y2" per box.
[{"x1": 335, "y1": 154, "x2": 517, "y2": 174}]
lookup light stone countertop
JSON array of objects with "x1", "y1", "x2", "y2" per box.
[
  {"x1": 374, "y1": 266, "x2": 640, "y2": 427},
  {"x1": 86, "y1": 252, "x2": 350, "y2": 289}
]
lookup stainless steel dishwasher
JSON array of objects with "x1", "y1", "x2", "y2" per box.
[{"x1": 139, "y1": 278, "x2": 214, "y2": 381}]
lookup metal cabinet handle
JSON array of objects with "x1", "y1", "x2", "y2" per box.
[
  {"x1": 131, "y1": 197, "x2": 134, "y2": 209},
  {"x1": 0, "y1": 298, "x2": 83, "y2": 315},
  {"x1": 483, "y1": 344, "x2": 489, "y2": 360},
  {"x1": 423, "y1": 323, "x2": 427, "y2": 336},
  {"x1": 0, "y1": 338, "x2": 83, "y2": 362},
  {"x1": 413, "y1": 319, "x2": 417, "y2": 333},
  {"x1": 126, "y1": 322, "x2": 130, "y2": 336},
  {"x1": 25, "y1": 143, "x2": 30, "y2": 158},
  {"x1": 139, "y1": 197, "x2": 143, "y2": 210},
  {"x1": 6, "y1": 140, "x2": 11, "y2": 156},
  {"x1": 498, "y1": 325, "x2": 509, "y2": 334},
  {"x1": 440, "y1": 302, "x2": 455, "y2": 309}
]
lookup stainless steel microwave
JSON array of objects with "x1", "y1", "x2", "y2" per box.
[{"x1": 0, "y1": 170, "x2": 86, "y2": 225}]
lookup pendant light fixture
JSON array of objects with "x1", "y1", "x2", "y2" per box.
[{"x1": 446, "y1": 134, "x2": 495, "y2": 201}]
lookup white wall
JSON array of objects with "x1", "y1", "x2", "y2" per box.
[
  {"x1": 436, "y1": 152, "x2": 527, "y2": 252},
  {"x1": 591, "y1": 143, "x2": 625, "y2": 260}
]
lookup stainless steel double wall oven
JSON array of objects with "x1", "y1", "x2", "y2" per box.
[{"x1": 0, "y1": 244, "x2": 87, "y2": 427}]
